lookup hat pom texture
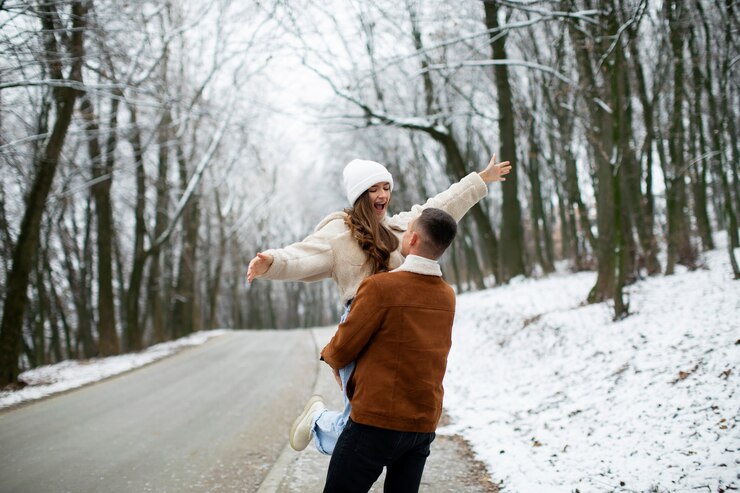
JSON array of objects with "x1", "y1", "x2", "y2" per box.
[{"x1": 343, "y1": 159, "x2": 394, "y2": 206}]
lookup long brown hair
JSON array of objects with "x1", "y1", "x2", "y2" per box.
[{"x1": 344, "y1": 191, "x2": 399, "y2": 274}]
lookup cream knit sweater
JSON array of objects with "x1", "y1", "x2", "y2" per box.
[{"x1": 260, "y1": 172, "x2": 487, "y2": 303}]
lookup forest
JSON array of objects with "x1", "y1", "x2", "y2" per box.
[{"x1": 0, "y1": 0, "x2": 738, "y2": 386}]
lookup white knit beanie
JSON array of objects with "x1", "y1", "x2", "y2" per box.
[{"x1": 342, "y1": 159, "x2": 394, "y2": 206}]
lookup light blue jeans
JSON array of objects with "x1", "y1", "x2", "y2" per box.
[{"x1": 312, "y1": 302, "x2": 354, "y2": 455}]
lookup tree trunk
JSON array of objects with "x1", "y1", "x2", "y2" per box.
[
  {"x1": 550, "y1": 111, "x2": 593, "y2": 270},
  {"x1": 554, "y1": 184, "x2": 572, "y2": 262},
  {"x1": 526, "y1": 119, "x2": 555, "y2": 274},
  {"x1": 612, "y1": 155, "x2": 628, "y2": 319},
  {"x1": 125, "y1": 104, "x2": 149, "y2": 352},
  {"x1": 462, "y1": 230, "x2": 486, "y2": 290},
  {"x1": 447, "y1": 240, "x2": 463, "y2": 292},
  {"x1": 610, "y1": 9, "x2": 630, "y2": 318},
  {"x1": 39, "y1": 246, "x2": 63, "y2": 364},
  {"x1": 407, "y1": 0, "x2": 436, "y2": 117},
  {"x1": 565, "y1": 1, "x2": 616, "y2": 303},
  {"x1": 58, "y1": 199, "x2": 96, "y2": 358},
  {"x1": 614, "y1": 50, "x2": 639, "y2": 286},
  {"x1": 539, "y1": 21, "x2": 593, "y2": 270},
  {"x1": 232, "y1": 237, "x2": 246, "y2": 328},
  {"x1": 33, "y1": 253, "x2": 48, "y2": 366},
  {"x1": 0, "y1": 185, "x2": 12, "y2": 293},
  {"x1": 172, "y1": 144, "x2": 200, "y2": 337},
  {"x1": 46, "y1": 252, "x2": 71, "y2": 361},
  {"x1": 621, "y1": 1, "x2": 662, "y2": 276},
  {"x1": 147, "y1": 107, "x2": 172, "y2": 344},
  {"x1": 207, "y1": 191, "x2": 226, "y2": 329},
  {"x1": 665, "y1": 0, "x2": 698, "y2": 274},
  {"x1": 721, "y1": 0, "x2": 740, "y2": 227},
  {"x1": 0, "y1": 1, "x2": 87, "y2": 386},
  {"x1": 695, "y1": 0, "x2": 739, "y2": 279},
  {"x1": 684, "y1": 27, "x2": 713, "y2": 251},
  {"x1": 725, "y1": 102, "x2": 740, "y2": 231},
  {"x1": 483, "y1": 0, "x2": 526, "y2": 282},
  {"x1": 79, "y1": 96, "x2": 120, "y2": 356}
]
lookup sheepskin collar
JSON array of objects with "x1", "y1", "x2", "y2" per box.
[{"x1": 391, "y1": 255, "x2": 442, "y2": 277}]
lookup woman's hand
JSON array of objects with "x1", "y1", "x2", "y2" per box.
[
  {"x1": 478, "y1": 154, "x2": 512, "y2": 183},
  {"x1": 247, "y1": 252, "x2": 274, "y2": 283}
]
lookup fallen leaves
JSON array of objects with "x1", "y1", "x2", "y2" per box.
[{"x1": 671, "y1": 363, "x2": 700, "y2": 384}]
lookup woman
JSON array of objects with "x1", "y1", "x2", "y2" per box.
[{"x1": 247, "y1": 154, "x2": 511, "y2": 454}]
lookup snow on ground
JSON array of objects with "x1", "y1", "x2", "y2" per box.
[
  {"x1": 0, "y1": 330, "x2": 229, "y2": 409},
  {"x1": 1, "y1": 241, "x2": 737, "y2": 493},
  {"x1": 441, "y1": 241, "x2": 739, "y2": 493}
]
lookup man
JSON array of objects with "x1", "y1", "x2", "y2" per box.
[{"x1": 319, "y1": 207, "x2": 458, "y2": 493}]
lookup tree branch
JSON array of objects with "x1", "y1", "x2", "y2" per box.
[
  {"x1": 150, "y1": 103, "x2": 233, "y2": 251},
  {"x1": 302, "y1": 61, "x2": 448, "y2": 138},
  {"x1": 421, "y1": 59, "x2": 573, "y2": 84},
  {"x1": 0, "y1": 79, "x2": 124, "y2": 92}
]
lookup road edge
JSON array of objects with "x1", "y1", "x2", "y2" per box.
[{"x1": 256, "y1": 328, "x2": 325, "y2": 493}]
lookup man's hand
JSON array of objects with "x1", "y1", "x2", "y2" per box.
[
  {"x1": 478, "y1": 154, "x2": 512, "y2": 183},
  {"x1": 247, "y1": 252, "x2": 273, "y2": 283},
  {"x1": 332, "y1": 368, "x2": 342, "y2": 390}
]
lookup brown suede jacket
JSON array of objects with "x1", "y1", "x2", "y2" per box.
[{"x1": 320, "y1": 265, "x2": 456, "y2": 433}]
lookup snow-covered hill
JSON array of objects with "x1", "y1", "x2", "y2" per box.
[{"x1": 442, "y1": 238, "x2": 739, "y2": 492}]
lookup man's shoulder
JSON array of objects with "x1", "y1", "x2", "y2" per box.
[
  {"x1": 356, "y1": 271, "x2": 404, "y2": 293},
  {"x1": 369, "y1": 270, "x2": 455, "y2": 294}
]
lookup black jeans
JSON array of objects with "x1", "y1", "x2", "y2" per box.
[{"x1": 323, "y1": 418, "x2": 436, "y2": 493}]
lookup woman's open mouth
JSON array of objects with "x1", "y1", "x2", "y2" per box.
[{"x1": 374, "y1": 203, "x2": 386, "y2": 212}]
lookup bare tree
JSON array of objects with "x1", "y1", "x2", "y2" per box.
[
  {"x1": 482, "y1": 0, "x2": 527, "y2": 282},
  {"x1": 664, "y1": 0, "x2": 698, "y2": 275},
  {"x1": 79, "y1": 93, "x2": 120, "y2": 355},
  {"x1": 694, "y1": 0, "x2": 739, "y2": 278},
  {"x1": 0, "y1": 0, "x2": 88, "y2": 385}
]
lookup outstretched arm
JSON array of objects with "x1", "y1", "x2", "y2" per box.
[
  {"x1": 478, "y1": 153, "x2": 512, "y2": 183},
  {"x1": 386, "y1": 153, "x2": 512, "y2": 229},
  {"x1": 244, "y1": 215, "x2": 340, "y2": 284}
]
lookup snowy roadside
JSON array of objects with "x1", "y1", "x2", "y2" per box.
[
  {"x1": 442, "y1": 240, "x2": 739, "y2": 492},
  {"x1": 0, "y1": 329, "x2": 230, "y2": 410}
]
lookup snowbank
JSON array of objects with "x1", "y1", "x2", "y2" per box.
[
  {"x1": 442, "y1": 244, "x2": 739, "y2": 492},
  {"x1": 0, "y1": 330, "x2": 229, "y2": 409}
]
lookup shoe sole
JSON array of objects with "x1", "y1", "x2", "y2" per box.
[{"x1": 289, "y1": 395, "x2": 324, "y2": 451}]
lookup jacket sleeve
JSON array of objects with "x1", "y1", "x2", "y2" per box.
[
  {"x1": 385, "y1": 172, "x2": 488, "y2": 230},
  {"x1": 320, "y1": 277, "x2": 385, "y2": 370},
  {"x1": 259, "y1": 220, "x2": 337, "y2": 282}
]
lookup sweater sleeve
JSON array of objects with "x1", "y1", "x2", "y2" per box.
[
  {"x1": 259, "y1": 217, "x2": 339, "y2": 282},
  {"x1": 320, "y1": 277, "x2": 385, "y2": 370},
  {"x1": 385, "y1": 172, "x2": 488, "y2": 230}
]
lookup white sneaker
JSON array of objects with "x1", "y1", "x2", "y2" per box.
[{"x1": 289, "y1": 395, "x2": 325, "y2": 451}]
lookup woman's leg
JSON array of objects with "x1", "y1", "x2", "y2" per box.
[
  {"x1": 312, "y1": 360, "x2": 354, "y2": 455},
  {"x1": 311, "y1": 301, "x2": 354, "y2": 455}
]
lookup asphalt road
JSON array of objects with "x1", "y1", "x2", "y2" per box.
[
  {"x1": 0, "y1": 329, "x2": 497, "y2": 493},
  {"x1": 0, "y1": 331, "x2": 317, "y2": 493}
]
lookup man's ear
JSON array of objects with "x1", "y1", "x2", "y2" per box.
[{"x1": 409, "y1": 231, "x2": 419, "y2": 247}]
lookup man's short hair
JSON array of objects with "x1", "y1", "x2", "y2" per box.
[{"x1": 415, "y1": 208, "x2": 457, "y2": 258}]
